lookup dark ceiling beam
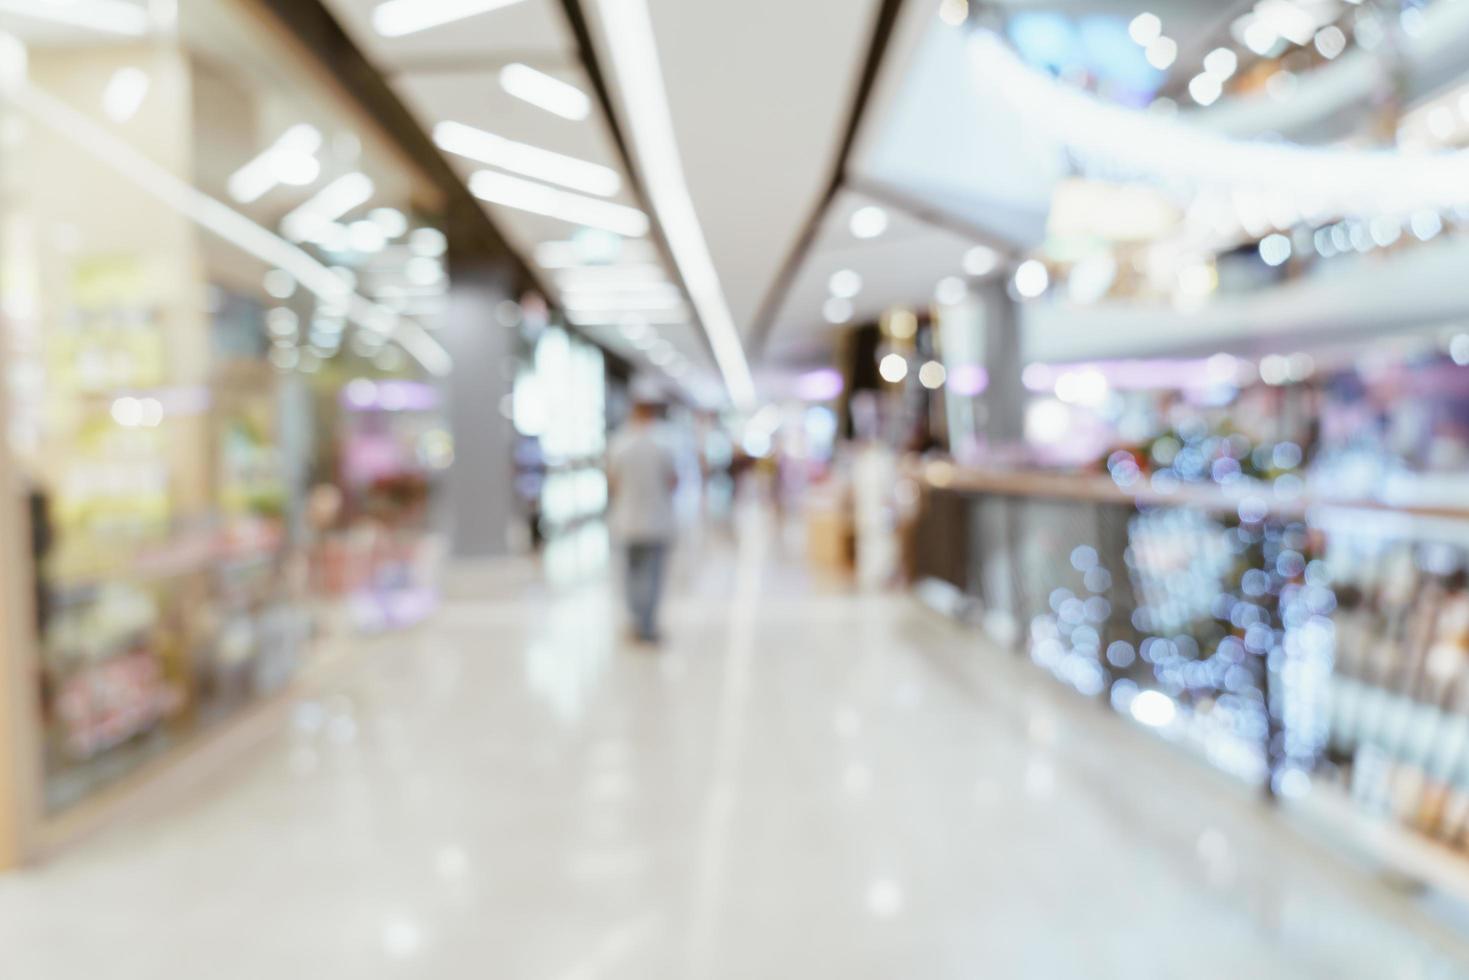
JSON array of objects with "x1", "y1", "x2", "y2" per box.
[
  {"x1": 746, "y1": 0, "x2": 910, "y2": 360},
  {"x1": 252, "y1": 0, "x2": 547, "y2": 297}
]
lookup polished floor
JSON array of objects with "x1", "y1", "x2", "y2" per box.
[{"x1": 4, "y1": 517, "x2": 1469, "y2": 978}]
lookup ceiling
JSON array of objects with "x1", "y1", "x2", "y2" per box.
[
  {"x1": 320, "y1": 0, "x2": 722, "y2": 399},
  {"x1": 319, "y1": 0, "x2": 888, "y2": 405}
]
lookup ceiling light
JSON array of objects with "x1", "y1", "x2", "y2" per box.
[
  {"x1": 597, "y1": 0, "x2": 755, "y2": 408},
  {"x1": 828, "y1": 269, "x2": 862, "y2": 299},
  {"x1": 410, "y1": 227, "x2": 448, "y2": 257},
  {"x1": 281, "y1": 172, "x2": 374, "y2": 241},
  {"x1": 1258, "y1": 233, "x2": 1292, "y2": 267},
  {"x1": 1242, "y1": 18, "x2": 1280, "y2": 56},
  {"x1": 499, "y1": 63, "x2": 591, "y2": 121},
  {"x1": 1145, "y1": 36, "x2": 1177, "y2": 70},
  {"x1": 888, "y1": 309, "x2": 917, "y2": 339},
  {"x1": 264, "y1": 270, "x2": 296, "y2": 299},
  {"x1": 878, "y1": 353, "x2": 908, "y2": 384},
  {"x1": 1314, "y1": 25, "x2": 1346, "y2": 59},
  {"x1": 370, "y1": 207, "x2": 409, "y2": 238},
  {"x1": 963, "y1": 245, "x2": 1000, "y2": 276},
  {"x1": 469, "y1": 169, "x2": 649, "y2": 237},
  {"x1": 0, "y1": 0, "x2": 148, "y2": 35},
  {"x1": 407, "y1": 257, "x2": 444, "y2": 286},
  {"x1": 823, "y1": 297, "x2": 853, "y2": 324},
  {"x1": 229, "y1": 124, "x2": 324, "y2": 204},
  {"x1": 102, "y1": 67, "x2": 149, "y2": 123},
  {"x1": 1128, "y1": 12, "x2": 1162, "y2": 46},
  {"x1": 373, "y1": 0, "x2": 530, "y2": 38},
  {"x1": 1255, "y1": 0, "x2": 1315, "y2": 46},
  {"x1": 918, "y1": 361, "x2": 947, "y2": 390},
  {"x1": 938, "y1": 0, "x2": 968, "y2": 27},
  {"x1": 566, "y1": 308, "x2": 688, "y2": 327},
  {"x1": 561, "y1": 287, "x2": 684, "y2": 310},
  {"x1": 1203, "y1": 47, "x2": 1238, "y2": 79},
  {"x1": 1410, "y1": 210, "x2": 1443, "y2": 241},
  {"x1": 1188, "y1": 73, "x2": 1224, "y2": 107},
  {"x1": 435, "y1": 121, "x2": 619, "y2": 197},
  {"x1": 556, "y1": 263, "x2": 667, "y2": 287},
  {"x1": 348, "y1": 220, "x2": 387, "y2": 253},
  {"x1": 850, "y1": 205, "x2": 888, "y2": 239},
  {"x1": 1013, "y1": 260, "x2": 1049, "y2": 299},
  {"x1": 935, "y1": 276, "x2": 967, "y2": 305}
]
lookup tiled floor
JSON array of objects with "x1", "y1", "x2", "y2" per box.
[{"x1": 3, "y1": 517, "x2": 1469, "y2": 978}]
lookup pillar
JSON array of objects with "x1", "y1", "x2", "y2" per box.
[
  {"x1": 438, "y1": 251, "x2": 518, "y2": 559},
  {"x1": 975, "y1": 277, "x2": 1025, "y2": 446}
]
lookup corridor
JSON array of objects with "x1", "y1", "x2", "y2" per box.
[{"x1": 2, "y1": 523, "x2": 1468, "y2": 979}]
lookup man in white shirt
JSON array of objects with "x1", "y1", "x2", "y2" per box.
[{"x1": 607, "y1": 395, "x2": 679, "y2": 644}]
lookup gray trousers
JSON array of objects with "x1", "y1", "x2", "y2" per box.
[{"x1": 624, "y1": 541, "x2": 669, "y2": 641}]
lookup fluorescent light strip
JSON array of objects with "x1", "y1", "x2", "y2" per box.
[
  {"x1": 372, "y1": 0, "x2": 529, "y2": 37},
  {"x1": 469, "y1": 169, "x2": 649, "y2": 237},
  {"x1": 434, "y1": 120, "x2": 620, "y2": 197},
  {"x1": 500, "y1": 63, "x2": 592, "y2": 121},
  {"x1": 281, "y1": 173, "x2": 375, "y2": 242},
  {"x1": 561, "y1": 292, "x2": 686, "y2": 312},
  {"x1": 560, "y1": 280, "x2": 680, "y2": 300},
  {"x1": 0, "y1": 0, "x2": 149, "y2": 36},
  {"x1": 596, "y1": 0, "x2": 755, "y2": 408},
  {"x1": 566, "y1": 308, "x2": 689, "y2": 326},
  {"x1": 555, "y1": 263, "x2": 668, "y2": 286},
  {"x1": 228, "y1": 123, "x2": 322, "y2": 204},
  {"x1": 7, "y1": 81, "x2": 450, "y2": 376}
]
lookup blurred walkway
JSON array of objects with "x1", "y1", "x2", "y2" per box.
[{"x1": 3, "y1": 514, "x2": 1469, "y2": 978}]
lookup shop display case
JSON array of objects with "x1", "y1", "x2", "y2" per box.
[{"x1": 0, "y1": 0, "x2": 449, "y2": 862}]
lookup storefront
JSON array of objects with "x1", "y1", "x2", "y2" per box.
[{"x1": 0, "y1": 0, "x2": 451, "y2": 864}]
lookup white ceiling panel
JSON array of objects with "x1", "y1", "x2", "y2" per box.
[{"x1": 616, "y1": 0, "x2": 882, "y2": 340}]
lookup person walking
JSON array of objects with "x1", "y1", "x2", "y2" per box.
[{"x1": 608, "y1": 393, "x2": 679, "y2": 644}]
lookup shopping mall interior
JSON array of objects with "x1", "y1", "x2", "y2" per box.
[{"x1": 8, "y1": 0, "x2": 1469, "y2": 975}]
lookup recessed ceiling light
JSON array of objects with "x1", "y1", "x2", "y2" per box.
[
  {"x1": 963, "y1": 245, "x2": 999, "y2": 276},
  {"x1": 935, "y1": 276, "x2": 967, "y2": 305},
  {"x1": 823, "y1": 297, "x2": 854, "y2": 324},
  {"x1": 435, "y1": 121, "x2": 620, "y2": 197},
  {"x1": 1145, "y1": 36, "x2": 1177, "y2": 70},
  {"x1": 468, "y1": 170, "x2": 649, "y2": 237},
  {"x1": 372, "y1": 0, "x2": 530, "y2": 38},
  {"x1": 828, "y1": 269, "x2": 862, "y2": 298},
  {"x1": 1013, "y1": 260, "x2": 1049, "y2": 299},
  {"x1": 1128, "y1": 12, "x2": 1162, "y2": 46},
  {"x1": 1203, "y1": 47, "x2": 1238, "y2": 79},
  {"x1": 849, "y1": 205, "x2": 888, "y2": 240},
  {"x1": 879, "y1": 354, "x2": 909, "y2": 384},
  {"x1": 500, "y1": 63, "x2": 592, "y2": 121}
]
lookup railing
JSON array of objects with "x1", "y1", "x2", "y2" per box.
[{"x1": 915, "y1": 463, "x2": 1469, "y2": 893}]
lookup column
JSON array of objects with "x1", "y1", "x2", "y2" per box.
[
  {"x1": 975, "y1": 277, "x2": 1026, "y2": 446},
  {"x1": 438, "y1": 252, "x2": 518, "y2": 560}
]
